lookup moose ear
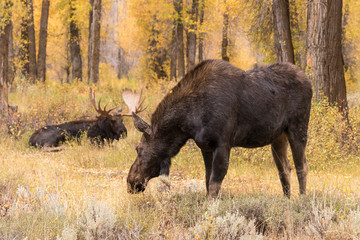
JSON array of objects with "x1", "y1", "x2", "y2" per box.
[{"x1": 132, "y1": 113, "x2": 152, "y2": 136}]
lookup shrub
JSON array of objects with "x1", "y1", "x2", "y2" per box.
[
  {"x1": 188, "y1": 200, "x2": 263, "y2": 240},
  {"x1": 78, "y1": 199, "x2": 116, "y2": 240}
]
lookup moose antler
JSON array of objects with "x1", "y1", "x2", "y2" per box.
[
  {"x1": 121, "y1": 89, "x2": 146, "y2": 116},
  {"x1": 89, "y1": 88, "x2": 118, "y2": 117}
]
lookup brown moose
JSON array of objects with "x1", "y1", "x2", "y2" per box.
[
  {"x1": 127, "y1": 59, "x2": 312, "y2": 198},
  {"x1": 29, "y1": 88, "x2": 144, "y2": 149}
]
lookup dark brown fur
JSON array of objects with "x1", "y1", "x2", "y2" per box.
[
  {"x1": 127, "y1": 59, "x2": 312, "y2": 198},
  {"x1": 29, "y1": 115, "x2": 127, "y2": 148}
]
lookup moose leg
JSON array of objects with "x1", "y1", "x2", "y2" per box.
[
  {"x1": 287, "y1": 128, "x2": 308, "y2": 195},
  {"x1": 271, "y1": 133, "x2": 291, "y2": 198},
  {"x1": 201, "y1": 149, "x2": 213, "y2": 193},
  {"x1": 208, "y1": 145, "x2": 230, "y2": 198}
]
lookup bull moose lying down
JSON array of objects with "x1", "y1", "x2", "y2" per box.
[
  {"x1": 29, "y1": 89, "x2": 143, "y2": 149},
  {"x1": 127, "y1": 59, "x2": 312, "y2": 198}
]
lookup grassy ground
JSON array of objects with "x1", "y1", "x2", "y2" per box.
[{"x1": 0, "y1": 80, "x2": 359, "y2": 239}]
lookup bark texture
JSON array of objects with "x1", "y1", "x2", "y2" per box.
[
  {"x1": 7, "y1": 21, "x2": 15, "y2": 86},
  {"x1": 221, "y1": 1, "x2": 229, "y2": 62},
  {"x1": 273, "y1": 0, "x2": 295, "y2": 63},
  {"x1": 70, "y1": 0, "x2": 83, "y2": 81},
  {"x1": 306, "y1": 0, "x2": 347, "y2": 112},
  {"x1": 87, "y1": 0, "x2": 94, "y2": 81},
  {"x1": 170, "y1": 20, "x2": 177, "y2": 81},
  {"x1": 20, "y1": 0, "x2": 37, "y2": 83},
  {"x1": 174, "y1": 0, "x2": 185, "y2": 79},
  {"x1": 37, "y1": 0, "x2": 50, "y2": 82},
  {"x1": 198, "y1": 0, "x2": 204, "y2": 62},
  {"x1": 0, "y1": 8, "x2": 11, "y2": 114},
  {"x1": 89, "y1": 0, "x2": 101, "y2": 84},
  {"x1": 186, "y1": 0, "x2": 198, "y2": 71}
]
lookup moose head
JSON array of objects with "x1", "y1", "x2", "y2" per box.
[
  {"x1": 88, "y1": 88, "x2": 127, "y2": 142},
  {"x1": 124, "y1": 89, "x2": 174, "y2": 193},
  {"x1": 126, "y1": 95, "x2": 183, "y2": 194}
]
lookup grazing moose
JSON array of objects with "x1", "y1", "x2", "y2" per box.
[
  {"x1": 29, "y1": 88, "x2": 143, "y2": 149},
  {"x1": 127, "y1": 59, "x2": 312, "y2": 198}
]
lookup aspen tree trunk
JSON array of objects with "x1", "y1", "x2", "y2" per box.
[
  {"x1": 221, "y1": 0, "x2": 229, "y2": 62},
  {"x1": 170, "y1": 21, "x2": 177, "y2": 81},
  {"x1": 272, "y1": 0, "x2": 295, "y2": 63},
  {"x1": 37, "y1": 0, "x2": 50, "y2": 82},
  {"x1": 20, "y1": 0, "x2": 37, "y2": 83},
  {"x1": 0, "y1": 9, "x2": 11, "y2": 114},
  {"x1": 306, "y1": 0, "x2": 348, "y2": 113},
  {"x1": 198, "y1": 0, "x2": 204, "y2": 62},
  {"x1": 88, "y1": 0, "x2": 94, "y2": 80},
  {"x1": 20, "y1": 11, "x2": 29, "y2": 77},
  {"x1": 28, "y1": 0, "x2": 37, "y2": 83},
  {"x1": 89, "y1": 0, "x2": 101, "y2": 84},
  {"x1": 174, "y1": 0, "x2": 185, "y2": 79},
  {"x1": 70, "y1": 0, "x2": 83, "y2": 81},
  {"x1": 116, "y1": 48, "x2": 129, "y2": 79},
  {"x1": 7, "y1": 21, "x2": 15, "y2": 86},
  {"x1": 117, "y1": 48, "x2": 123, "y2": 79},
  {"x1": 186, "y1": 0, "x2": 198, "y2": 71}
]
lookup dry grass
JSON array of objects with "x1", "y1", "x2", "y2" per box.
[{"x1": 0, "y1": 79, "x2": 359, "y2": 239}]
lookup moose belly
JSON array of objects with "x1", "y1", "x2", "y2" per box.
[{"x1": 232, "y1": 123, "x2": 284, "y2": 148}]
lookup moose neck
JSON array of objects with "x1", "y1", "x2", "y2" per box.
[{"x1": 153, "y1": 128, "x2": 190, "y2": 161}]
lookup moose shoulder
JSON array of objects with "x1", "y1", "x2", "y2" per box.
[{"x1": 127, "y1": 59, "x2": 312, "y2": 198}]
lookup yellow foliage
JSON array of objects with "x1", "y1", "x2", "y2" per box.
[{"x1": 344, "y1": 0, "x2": 360, "y2": 92}]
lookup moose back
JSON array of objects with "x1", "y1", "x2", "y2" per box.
[{"x1": 127, "y1": 59, "x2": 313, "y2": 198}]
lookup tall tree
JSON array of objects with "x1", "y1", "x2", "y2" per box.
[
  {"x1": 221, "y1": 0, "x2": 229, "y2": 61},
  {"x1": 69, "y1": 0, "x2": 83, "y2": 81},
  {"x1": 306, "y1": 0, "x2": 348, "y2": 113},
  {"x1": 7, "y1": 21, "x2": 15, "y2": 87},
  {"x1": 20, "y1": 0, "x2": 37, "y2": 83},
  {"x1": 186, "y1": 0, "x2": 198, "y2": 71},
  {"x1": 0, "y1": 1, "x2": 12, "y2": 114},
  {"x1": 116, "y1": 48, "x2": 129, "y2": 79},
  {"x1": 170, "y1": 20, "x2": 177, "y2": 81},
  {"x1": 272, "y1": 0, "x2": 295, "y2": 63},
  {"x1": 198, "y1": 0, "x2": 204, "y2": 62},
  {"x1": 89, "y1": 0, "x2": 101, "y2": 84},
  {"x1": 87, "y1": 0, "x2": 94, "y2": 80},
  {"x1": 37, "y1": 0, "x2": 50, "y2": 82},
  {"x1": 174, "y1": 0, "x2": 185, "y2": 79}
]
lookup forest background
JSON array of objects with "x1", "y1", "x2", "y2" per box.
[
  {"x1": 0, "y1": 0, "x2": 360, "y2": 239},
  {"x1": 0, "y1": 0, "x2": 359, "y2": 97}
]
